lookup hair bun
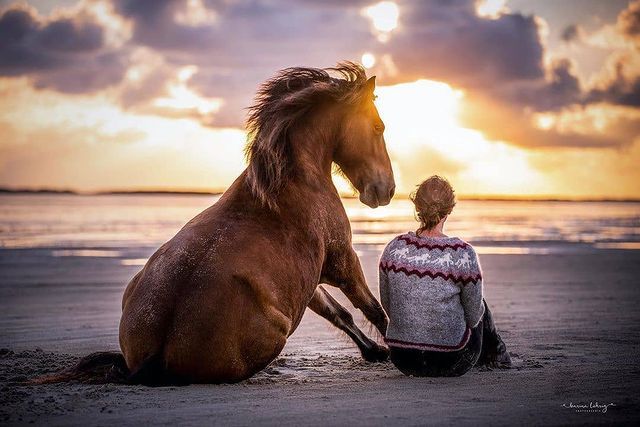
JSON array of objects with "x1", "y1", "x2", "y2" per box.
[{"x1": 410, "y1": 175, "x2": 456, "y2": 231}]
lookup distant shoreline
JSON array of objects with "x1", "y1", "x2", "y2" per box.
[
  {"x1": 0, "y1": 187, "x2": 639, "y2": 203},
  {"x1": 0, "y1": 188, "x2": 225, "y2": 197}
]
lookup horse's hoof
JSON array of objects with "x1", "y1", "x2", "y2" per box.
[{"x1": 361, "y1": 344, "x2": 389, "y2": 363}]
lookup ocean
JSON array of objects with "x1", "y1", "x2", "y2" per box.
[{"x1": 1, "y1": 194, "x2": 638, "y2": 255}]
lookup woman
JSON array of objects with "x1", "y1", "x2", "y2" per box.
[{"x1": 379, "y1": 175, "x2": 511, "y2": 377}]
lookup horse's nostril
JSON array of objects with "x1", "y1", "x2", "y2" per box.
[{"x1": 389, "y1": 185, "x2": 396, "y2": 200}]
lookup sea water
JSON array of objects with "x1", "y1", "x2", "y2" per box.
[{"x1": 0, "y1": 194, "x2": 638, "y2": 252}]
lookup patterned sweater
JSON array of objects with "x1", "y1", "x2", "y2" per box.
[{"x1": 379, "y1": 232, "x2": 485, "y2": 352}]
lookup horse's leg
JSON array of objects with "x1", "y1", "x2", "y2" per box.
[
  {"x1": 323, "y1": 247, "x2": 388, "y2": 336},
  {"x1": 308, "y1": 286, "x2": 388, "y2": 362}
]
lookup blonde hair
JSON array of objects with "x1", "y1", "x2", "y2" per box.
[{"x1": 410, "y1": 175, "x2": 456, "y2": 232}]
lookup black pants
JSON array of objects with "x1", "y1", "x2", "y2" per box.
[{"x1": 389, "y1": 300, "x2": 503, "y2": 377}]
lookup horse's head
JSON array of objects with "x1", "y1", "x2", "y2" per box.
[
  {"x1": 334, "y1": 76, "x2": 395, "y2": 208},
  {"x1": 246, "y1": 63, "x2": 395, "y2": 210}
]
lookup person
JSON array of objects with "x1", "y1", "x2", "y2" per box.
[{"x1": 379, "y1": 175, "x2": 511, "y2": 377}]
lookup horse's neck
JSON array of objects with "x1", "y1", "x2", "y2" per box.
[{"x1": 287, "y1": 129, "x2": 338, "y2": 196}]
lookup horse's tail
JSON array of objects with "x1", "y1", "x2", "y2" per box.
[
  {"x1": 29, "y1": 351, "x2": 175, "y2": 386},
  {"x1": 29, "y1": 351, "x2": 130, "y2": 384}
]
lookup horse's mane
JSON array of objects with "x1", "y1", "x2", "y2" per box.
[{"x1": 245, "y1": 61, "x2": 369, "y2": 210}]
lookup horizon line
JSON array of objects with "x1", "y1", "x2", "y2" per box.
[{"x1": 1, "y1": 187, "x2": 639, "y2": 203}]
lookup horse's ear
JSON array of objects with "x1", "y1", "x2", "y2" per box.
[{"x1": 364, "y1": 76, "x2": 376, "y2": 93}]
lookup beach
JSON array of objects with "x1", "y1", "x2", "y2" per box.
[{"x1": 1, "y1": 194, "x2": 640, "y2": 425}]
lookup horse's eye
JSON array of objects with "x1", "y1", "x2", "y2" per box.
[{"x1": 374, "y1": 123, "x2": 385, "y2": 134}]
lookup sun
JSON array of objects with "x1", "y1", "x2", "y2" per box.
[
  {"x1": 361, "y1": 52, "x2": 376, "y2": 68},
  {"x1": 372, "y1": 80, "x2": 546, "y2": 196},
  {"x1": 363, "y1": 1, "x2": 399, "y2": 41},
  {"x1": 375, "y1": 80, "x2": 463, "y2": 155}
]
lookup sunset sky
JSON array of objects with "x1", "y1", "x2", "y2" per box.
[{"x1": 0, "y1": 0, "x2": 639, "y2": 198}]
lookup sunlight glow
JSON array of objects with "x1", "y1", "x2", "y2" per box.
[
  {"x1": 363, "y1": 1, "x2": 399, "y2": 42},
  {"x1": 375, "y1": 80, "x2": 547, "y2": 195},
  {"x1": 475, "y1": 0, "x2": 507, "y2": 19},
  {"x1": 85, "y1": 0, "x2": 132, "y2": 48},
  {"x1": 153, "y1": 66, "x2": 223, "y2": 116},
  {"x1": 376, "y1": 80, "x2": 463, "y2": 154},
  {"x1": 0, "y1": 78, "x2": 247, "y2": 191},
  {"x1": 361, "y1": 53, "x2": 376, "y2": 68},
  {"x1": 175, "y1": 0, "x2": 217, "y2": 26},
  {"x1": 153, "y1": 86, "x2": 222, "y2": 116},
  {"x1": 534, "y1": 113, "x2": 555, "y2": 130}
]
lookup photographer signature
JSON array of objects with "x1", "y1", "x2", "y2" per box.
[{"x1": 562, "y1": 401, "x2": 616, "y2": 413}]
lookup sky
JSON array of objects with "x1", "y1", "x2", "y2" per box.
[{"x1": 0, "y1": 0, "x2": 639, "y2": 198}]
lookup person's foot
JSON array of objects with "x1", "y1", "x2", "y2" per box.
[
  {"x1": 478, "y1": 334, "x2": 512, "y2": 369},
  {"x1": 491, "y1": 348, "x2": 512, "y2": 369}
]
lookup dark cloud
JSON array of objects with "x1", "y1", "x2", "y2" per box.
[
  {"x1": 1, "y1": 0, "x2": 637, "y2": 149},
  {"x1": 113, "y1": 0, "x2": 214, "y2": 51},
  {"x1": 561, "y1": 24, "x2": 582, "y2": 42},
  {"x1": 618, "y1": 0, "x2": 640, "y2": 41},
  {"x1": 582, "y1": 1, "x2": 640, "y2": 108},
  {"x1": 0, "y1": 5, "x2": 127, "y2": 92},
  {"x1": 384, "y1": 0, "x2": 544, "y2": 87},
  {"x1": 375, "y1": 0, "x2": 638, "y2": 148},
  {"x1": 0, "y1": 8, "x2": 63, "y2": 74},
  {"x1": 506, "y1": 59, "x2": 582, "y2": 111},
  {"x1": 37, "y1": 17, "x2": 104, "y2": 51},
  {"x1": 586, "y1": 59, "x2": 640, "y2": 107},
  {"x1": 378, "y1": 0, "x2": 584, "y2": 116},
  {"x1": 547, "y1": 59, "x2": 582, "y2": 104},
  {"x1": 112, "y1": 0, "x2": 376, "y2": 126},
  {"x1": 34, "y1": 51, "x2": 129, "y2": 93}
]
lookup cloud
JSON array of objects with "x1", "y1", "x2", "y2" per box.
[
  {"x1": 109, "y1": 0, "x2": 378, "y2": 126},
  {"x1": 375, "y1": 1, "x2": 585, "y2": 120},
  {"x1": 586, "y1": 56, "x2": 640, "y2": 107},
  {"x1": 588, "y1": 1, "x2": 640, "y2": 107},
  {"x1": 0, "y1": 0, "x2": 638, "y2": 148},
  {"x1": 372, "y1": 0, "x2": 639, "y2": 148},
  {"x1": 383, "y1": 0, "x2": 545, "y2": 87},
  {"x1": 0, "y1": 3, "x2": 129, "y2": 92},
  {"x1": 561, "y1": 24, "x2": 582, "y2": 43},
  {"x1": 0, "y1": 77, "x2": 246, "y2": 191},
  {"x1": 459, "y1": 92, "x2": 639, "y2": 149},
  {"x1": 618, "y1": 0, "x2": 640, "y2": 43},
  {"x1": 576, "y1": 2, "x2": 640, "y2": 108}
]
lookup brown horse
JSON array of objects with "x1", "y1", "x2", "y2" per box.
[{"x1": 36, "y1": 62, "x2": 395, "y2": 385}]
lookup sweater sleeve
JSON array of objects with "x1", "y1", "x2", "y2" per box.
[
  {"x1": 459, "y1": 247, "x2": 485, "y2": 328},
  {"x1": 379, "y1": 243, "x2": 391, "y2": 315},
  {"x1": 379, "y1": 263, "x2": 390, "y2": 315}
]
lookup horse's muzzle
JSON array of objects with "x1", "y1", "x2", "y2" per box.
[{"x1": 360, "y1": 181, "x2": 395, "y2": 208}]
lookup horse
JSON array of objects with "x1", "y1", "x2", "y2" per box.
[
  {"x1": 34, "y1": 62, "x2": 395, "y2": 385},
  {"x1": 407, "y1": 252, "x2": 432, "y2": 263},
  {"x1": 433, "y1": 253, "x2": 454, "y2": 267},
  {"x1": 456, "y1": 252, "x2": 471, "y2": 268}
]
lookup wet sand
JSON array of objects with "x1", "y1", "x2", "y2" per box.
[{"x1": 1, "y1": 245, "x2": 640, "y2": 425}]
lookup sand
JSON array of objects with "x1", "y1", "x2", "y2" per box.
[{"x1": 1, "y1": 245, "x2": 640, "y2": 425}]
